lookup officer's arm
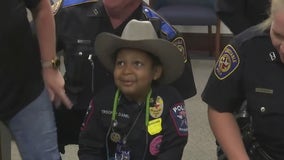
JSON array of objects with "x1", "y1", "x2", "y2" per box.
[
  {"x1": 208, "y1": 106, "x2": 249, "y2": 160},
  {"x1": 30, "y1": 0, "x2": 56, "y2": 61},
  {"x1": 157, "y1": 103, "x2": 188, "y2": 159},
  {"x1": 30, "y1": 0, "x2": 72, "y2": 108}
]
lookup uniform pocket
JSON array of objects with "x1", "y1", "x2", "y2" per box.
[{"x1": 247, "y1": 89, "x2": 284, "y2": 143}]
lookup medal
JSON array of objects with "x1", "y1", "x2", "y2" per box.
[
  {"x1": 115, "y1": 150, "x2": 130, "y2": 160},
  {"x1": 115, "y1": 142, "x2": 130, "y2": 160},
  {"x1": 110, "y1": 132, "x2": 121, "y2": 143}
]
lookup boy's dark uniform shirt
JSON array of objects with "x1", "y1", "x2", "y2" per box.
[
  {"x1": 79, "y1": 85, "x2": 188, "y2": 160},
  {"x1": 53, "y1": 0, "x2": 196, "y2": 151}
]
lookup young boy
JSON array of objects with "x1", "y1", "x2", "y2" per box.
[{"x1": 78, "y1": 19, "x2": 189, "y2": 160}]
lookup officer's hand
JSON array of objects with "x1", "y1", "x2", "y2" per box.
[{"x1": 42, "y1": 68, "x2": 73, "y2": 109}]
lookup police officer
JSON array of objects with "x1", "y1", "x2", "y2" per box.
[
  {"x1": 79, "y1": 19, "x2": 188, "y2": 160},
  {"x1": 202, "y1": 0, "x2": 284, "y2": 159},
  {"x1": 52, "y1": 0, "x2": 196, "y2": 153},
  {"x1": 216, "y1": 0, "x2": 271, "y2": 35}
]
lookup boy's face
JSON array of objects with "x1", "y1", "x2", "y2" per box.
[{"x1": 114, "y1": 48, "x2": 162, "y2": 102}]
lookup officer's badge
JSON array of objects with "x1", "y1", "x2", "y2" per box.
[
  {"x1": 172, "y1": 37, "x2": 187, "y2": 63},
  {"x1": 51, "y1": 0, "x2": 62, "y2": 15},
  {"x1": 214, "y1": 45, "x2": 240, "y2": 80},
  {"x1": 150, "y1": 96, "x2": 164, "y2": 118}
]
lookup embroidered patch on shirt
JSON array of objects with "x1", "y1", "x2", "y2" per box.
[
  {"x1": 172, "y1": 37, "x2": 187, "y2": 63},
  {"x1": 149, "y1": 135, "x2": 163, "y2": 156},
  {"x1": 170, "y1": 103, "x2": 188, "y2": 136},
  {"x1": 214, "y1": 45, "x2": 240, "y2": 80}
]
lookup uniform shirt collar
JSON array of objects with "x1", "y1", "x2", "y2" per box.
[{"x1": 118, "y1": 94, "x2": 145, "y2": 112}]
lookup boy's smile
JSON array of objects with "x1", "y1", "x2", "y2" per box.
[{"x1": 114, "y1": 48, "x2": 162, "y2": 102}]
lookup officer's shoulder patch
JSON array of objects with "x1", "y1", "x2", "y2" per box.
[
  {"x1": 214, "y1": 45, "x2": 240, "y2": 80},
  {"x1": 142, "y1": 5, "x2": 177, "y2": 40},
  {"x1": 52, "y1": 0, "x2": 62, "y2": 15},
  {"x1": 62, "y1": 0, "x2": 98, "y2": 8},
  {"x1": 170, "y1": 102, "x2": 188, "y2": 136},
  {"x1": 172, "y1": 37, "x2": 187, "y2": 63}
]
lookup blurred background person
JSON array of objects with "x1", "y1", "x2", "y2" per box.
[{"x1": 216, "y1": 0, "x2": 271, "y2": 35}]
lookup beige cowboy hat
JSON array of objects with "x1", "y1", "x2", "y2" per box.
[{"x1": 95, "y1": 19, "x2": 184, "y2": 84}]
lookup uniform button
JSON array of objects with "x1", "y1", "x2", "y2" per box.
[
  {"x1": 78, "y1": 51, "x2": 83, "y2": 56},
  {"x1": 260, "y1": 107, "x2": 266, "y2": 112}
]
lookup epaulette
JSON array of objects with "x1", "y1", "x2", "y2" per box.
[
  {"x1": 142, "y1": 5, "x2": 177, "y2": 41},
  {"x1": 62, "y1": 0, "x2": 98, "y2": 8},
  {"x1": 51, "y1": 0, "x2": 63, "y2": 15},
  {"x1": 142, "y1": 5, "x2": 187, "y2": 62}
]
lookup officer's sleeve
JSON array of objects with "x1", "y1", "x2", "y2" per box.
[
  {"x1": 78, "y1": 99, "x2": 105, "y2": 160},
  {"x1": 201, "y1": 42, "x2": 245, "y2": 112},
  {"x1": 166, "y1": 32, "x2": 196, "y2": 100},
  {"x1": 142, "y1": 6, "x2": 196, "y2": 99},
  {"x1": 158, "y1": 87, "x2": 188, "y2": 160},
  {"x1": 24, "y1": 0, "x2": 40, "y2": 9}
]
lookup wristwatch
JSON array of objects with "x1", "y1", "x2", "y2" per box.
[{"x1": 41, "y1": 57, "x2": 61, "y2": 69}]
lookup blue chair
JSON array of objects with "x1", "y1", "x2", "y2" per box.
[{"x1": 150, "y1": 0, "x2": 221, "y2": 58}]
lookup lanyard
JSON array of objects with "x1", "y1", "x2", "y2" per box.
[{"x1": 111, "y1": 89, "x2": 152, "y2": 127}]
